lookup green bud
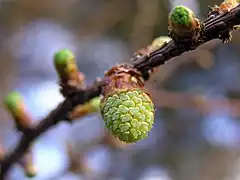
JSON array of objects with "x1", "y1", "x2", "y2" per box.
[
  {"x1": 89, "y1": 97, "x2": 100, "y2": 112},
  {"x1": 4, "y1": 91, "x2": 23, "y2": 116},
  {"x1": 25, "y1": 166, "x2": 37, "y2": 178},
  {"x1": 54, "y1": 49, "x2": 76, "y2": 78},
  {"x1": 101, "y1": 90, "x2": 154, "y2": 143},
  {"x1": 168, "y1": 5, "x2": 200, "y2": 39},
  {"x1": 169, "y1": 6, "x2": 194, "y2": 26}
]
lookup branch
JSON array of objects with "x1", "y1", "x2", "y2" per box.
[
  {"x1": 1, "y1": 2, "x2": 240, "y2": 179},
  {"x1": 0, "y1": 81, "x2": 104, "y2": 178},
  {"x1": 149, "y1": 88, "x2": 240, "y2": 117},
  {"x1": 133, "y1": 4, "x2": 240, "y2": 77}
]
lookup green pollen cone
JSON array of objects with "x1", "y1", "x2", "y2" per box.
[
  {"x1": 4, "y1": 91, "x2": 23, "y2": 116},
  {"x1": 100, "y1": 90, "x2": 154, "y2": 143},
  {"x1": 169, "y1": 6, "x2": 194, "y2": 26},
  {"x1": 54, "y1": 49, "x2": 76, "y2": 78}
]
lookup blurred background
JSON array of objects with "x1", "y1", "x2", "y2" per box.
[{"x1": 0, "y1": 0, "x2": 240, "y2": 179}]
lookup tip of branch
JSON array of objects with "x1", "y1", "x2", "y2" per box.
[
  {"x1": 24, "y1": 165, "x2": 37, "y2": 178},
  {"x1": 4, "y1": 91, "x2": 23, "y2": 115},
  {"x1": 54, "y1": 49, "x2": 75, "y2": 66},
  {"x1": 169, "y1": 5, "x2": 195, "y2": 26},
  {"x1": 18, "y1": 149, "x2": 37, "y2": 178},
  {"x1": 88, "y1": 97, "x2": 100, "y2": 112},
  {"x1": 54, "y1": 49, "x2": 86, "y2": 95},
  {"x1": 0, "y1": 143, "x2": 5, "y2": 160},
  {"x1": 54, "y1": 49, "x2": 76, "y2": 78},
  {"x1": 69, "y1": 97, "x2": 100, "y2": 120},
  {"x1": 4, "y1": 91, "x2": 33, "y2": 131}
]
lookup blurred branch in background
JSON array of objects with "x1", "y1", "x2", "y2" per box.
[
  {"x1": 78, "y1": 0, "x2": 132, "y2": 36},
  {"x1": 149, "y1": 88, "x2": 240, "y2": 117},
  {"x1": 51, "y1": 132, "x2": 128, "y2": 180},
  {"x1": 130, "y1": 0, "x2": 159, "y2": 49}
]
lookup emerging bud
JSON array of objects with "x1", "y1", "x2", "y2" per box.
[
  {"x1": 25, "y1": 165, "x2": 37, "y2": 178},
  {"x1": 168, "y1": 6, "x2": 201, "y2": 41},
  {"x1": 54, "y1": 49, "x2": 75, "y2": 76},
  {"x1": 54, "y1": 49, "x2": 84, "y2": 85},
  {"x1": 4, "y1": 92, "x2": 23, "y2": 115},
  {"x1": 88, "y1": 97, "x2": 101, "y2": 112},
  {"x1": 69, "y1": 97, "x2": 100, "y2": 120},
  {"x1": 19, "y1": 149, "x2": 37, "y2": 178},
  {"x1": 100, "y1": 64, "x2": 154, "y2": 143},
  {"x1": 131, "y1": 36, "x2": 171, "y2": 64},
  {"x1": 4, "y1": 92, "x2": 32, "y2": 130},
  {"x1": 0, "y1": 144, "x2": 4, "y2": 160}
]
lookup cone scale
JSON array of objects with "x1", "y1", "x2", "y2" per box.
[{"x1": 100, "y1": 64, "x2": 154, "y2": 143}]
